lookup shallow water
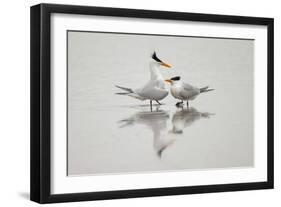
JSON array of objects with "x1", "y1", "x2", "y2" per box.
[
  {"x1": 67, "y1": 31, "x2": 254, "y2": 176},
  {"x1": 68, "y1": 96, "x2": 253, "y2": 176}
]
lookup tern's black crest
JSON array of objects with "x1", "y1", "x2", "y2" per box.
[
  {"x1": 152, "y1": 52, "x2": 162, "y2": 63},
  {"x1": 171, "y1": 76, "x2": 181, "y2": 81}
]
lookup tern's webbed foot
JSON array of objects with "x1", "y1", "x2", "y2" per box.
[{"x1": 176, "y1": 102, "x2": 184, "y2": 107}]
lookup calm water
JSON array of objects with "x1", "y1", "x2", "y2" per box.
[{"x1": 67, "y1": 31, "x2": 254, "y2": 176}]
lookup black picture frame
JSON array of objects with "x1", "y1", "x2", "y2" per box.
[{"x1": 30, "y1": 3, "x2": 274, "y2": 204}]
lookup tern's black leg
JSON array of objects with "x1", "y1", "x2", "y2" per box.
[
  {"x1": 156, "y1": 100, "x2": 162, "y2": 105},
  {"x1": 186, "y1": 101, "x2": 189, "y2": 107},
  {"x1": 150, "y1": 100, "x2": 152, "y2": 112},
  {"x1": 156, "y1": 105, "x2": 160, "y2": 112}
]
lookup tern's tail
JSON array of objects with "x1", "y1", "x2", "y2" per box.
[
  {"x1": 115, "y1": 85, "x2": 134, "y2": 93},
  {"x1": 115, "y1": 85, "x2": 146, "y2": 100},
  {"x1": 200, "y1": 86, "x2": 215, "y2": 93}
]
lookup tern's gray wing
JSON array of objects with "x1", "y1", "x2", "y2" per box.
[
  {"x1": 180, "y1": 82, "x2": 200, "y2": 99},
  {"x1": 139, "y1": 79, "x2": 164, "y2": 93},
  {"x1": 183, "y1": 82, "x2": 198, "y2": 91}
]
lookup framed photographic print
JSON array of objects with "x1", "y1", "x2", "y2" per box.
[{"x1": 30, "y1": 3, "x2": 274, "y2": 203}]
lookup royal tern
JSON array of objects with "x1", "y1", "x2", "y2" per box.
[
  {"x1": 116, "y1": 52, "x2": 172, "y2": 111},
  {"x1": 165, "y1": 76, "x2": 214, "y2": 107}
]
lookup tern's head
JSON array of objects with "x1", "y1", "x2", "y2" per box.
[
  {"x1": 165, "y1": 76, "x2": 181, "y2": 85},
  {"x1": 151, "y1": 52, "x2": 172, "y2": 68}
]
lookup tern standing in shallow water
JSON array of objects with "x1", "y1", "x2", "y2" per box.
[
  {"x1": 116, "y1": 52, "x2": 172, "y2": 111},
  {"x1": 165, "y1": 76, "x2": 214, "y2": 107}
]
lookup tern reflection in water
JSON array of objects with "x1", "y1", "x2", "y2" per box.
[
  {"x1": 118, "y1": 106, "x2": 214, "y2": 157},
  {"x1": 171, "y1": 107, "x2": 214, "y2": 134},
  {"x1": 118, "y1": 107, "x2": 172, "y2": 157}
]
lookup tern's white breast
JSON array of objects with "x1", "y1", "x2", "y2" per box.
[{"x1": 171, "y1": 84, "x2": 183, "y2": 100}]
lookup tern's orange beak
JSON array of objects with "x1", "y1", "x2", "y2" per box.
[
  {"x1": 165, "y1": 79, "x2": 172, "y2": 84},
  {"x1": 160, "y1": 62, "x2": 172, "y2": 68}
]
